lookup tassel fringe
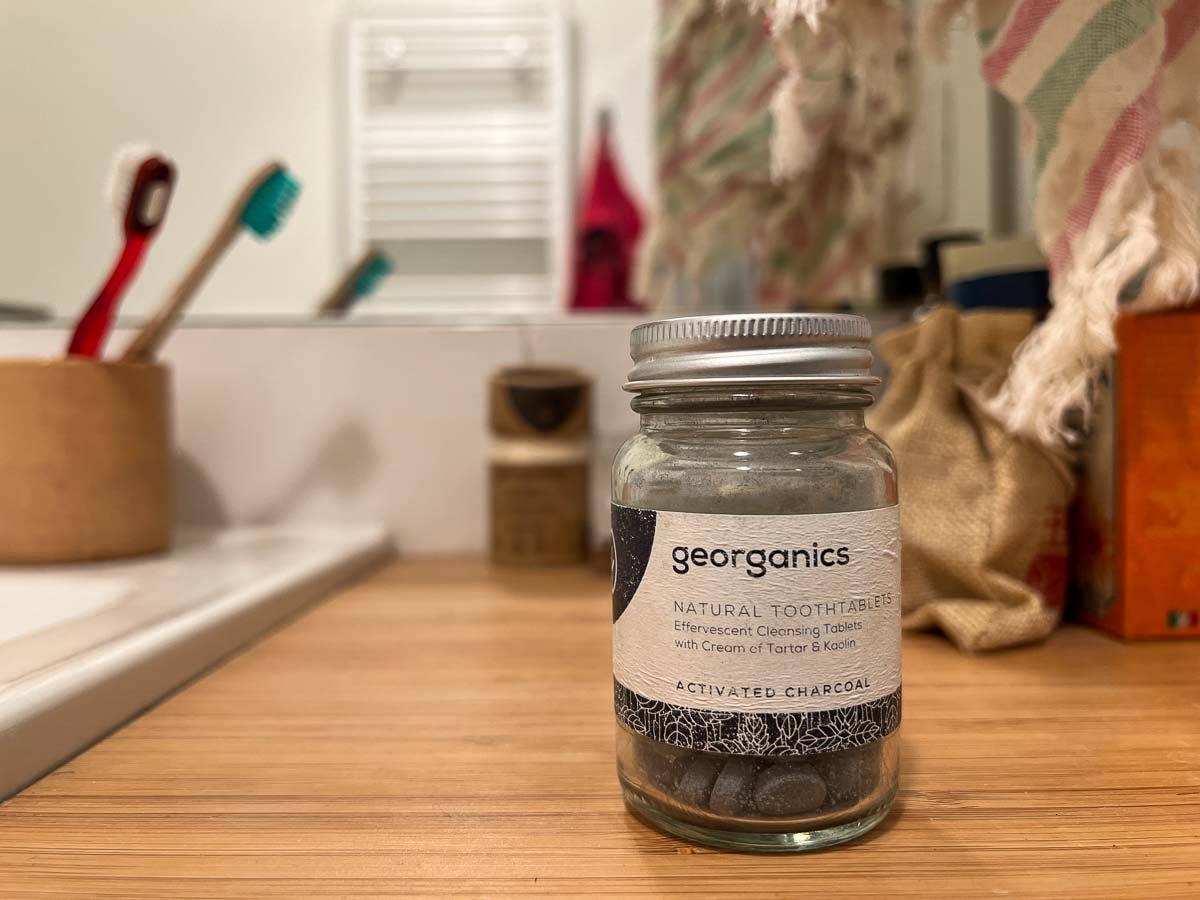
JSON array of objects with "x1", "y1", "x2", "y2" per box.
[
  {"x1": 740, "y1": 0, "x2": 830, "y2": 33},
  {"x1": 989, "y1": 169, "x2": 1159, "y2": 444}
]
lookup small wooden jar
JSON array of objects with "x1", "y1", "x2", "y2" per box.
[
  {"x1": 489, "y1": 366, "x2": 591, "y2": 565},
  {"x1": 0, "y1": 359, "x2": 172, "y2": 564}
]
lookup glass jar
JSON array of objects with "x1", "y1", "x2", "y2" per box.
[{"x1": 611, "y1": 313, "x2": 901, "y2": 852}]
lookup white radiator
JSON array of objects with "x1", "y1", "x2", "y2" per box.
[{"x1": 345, "y1": 2, "x2": 572, "y2": 316}]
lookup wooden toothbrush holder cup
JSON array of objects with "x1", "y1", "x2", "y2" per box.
[{"x1": 0, "y1": 359, "x2": 172, "y2": 564}]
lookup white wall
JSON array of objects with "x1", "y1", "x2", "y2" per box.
[
  {"x1": 0, "y1": 0, "x2": 344, "y2": 319},
  {"x1": 0, "y1": 302, "x2": 908, "y2": 555},
  {"x1": 0, "y1": 0, "x2": 657, "y2": 319},
  {"x1": 0, "y1": 318, "x2": 642, "y2": 555},
  {"x1": 566, "y1": 0, "x2": 657, "y2": 204}
]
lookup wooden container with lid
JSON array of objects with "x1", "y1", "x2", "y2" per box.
[{"x1": 489, "y1": 367, "x2": 591, "y2": 565}]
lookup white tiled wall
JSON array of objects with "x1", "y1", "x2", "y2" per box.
[{"x1": 0, "y1": 318, "x2": 641, "y2": 554}]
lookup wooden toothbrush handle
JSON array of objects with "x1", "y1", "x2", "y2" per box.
[
  {"x1": 317, "y1": 251, "x2": 374, "y2": 316},
  {"x1": 120, "y1": 222, "x2": 240, "y2": 362},
  {"x1": 121, "y1": 161, "x2": 283, "y2": 363}
]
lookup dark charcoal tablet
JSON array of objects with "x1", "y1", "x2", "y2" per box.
[
  {"x1": 752, "y1": 762, "x2": 827, "y2": 817},
  {"x1": 708, "y1": 755, "x2": 758, "y2": 816},
  {"x1": 675, "y1": 755, "x2": 723, "y2": 808},
  {"x1": 633, "y1": 736, "x2": 692, "y2": 791}
]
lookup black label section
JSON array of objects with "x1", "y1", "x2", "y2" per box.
[
  {"x1": 614, "y1": 680, "x2": 901, "y2": 755},
  {"x1": 612, "y1": 505, "x2": 657, "y2": 622}
]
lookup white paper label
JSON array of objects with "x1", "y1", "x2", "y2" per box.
[{"x1": 612, "y1": 504, "x2": 901, "y2": 755}]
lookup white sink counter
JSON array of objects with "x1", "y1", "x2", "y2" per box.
[{"x1": 0, "y1": 525, "x2": 389, "y2": 799}]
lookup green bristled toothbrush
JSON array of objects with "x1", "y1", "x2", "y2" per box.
[
  {"x1": 121, "y1": 160, "x2": 300, "y2": 362},
  {"x1": 317, "y1": 249, "x2": 394, "y2": 316}
]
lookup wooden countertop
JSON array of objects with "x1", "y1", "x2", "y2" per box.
[{"x1": 1, "y1": 560, "x2": 1197, "y2": 897}]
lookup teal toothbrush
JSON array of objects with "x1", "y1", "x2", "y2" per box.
[
  {"x1": 121, "y1": 161, "x2": 300, "y2": 361},
  {"x1": 317, "y1": 249, "x2": 393, "y2": 316}
]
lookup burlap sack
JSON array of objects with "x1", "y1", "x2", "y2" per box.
[{"x1": 868, "y1": 306, "x2": 1075, "y2": 651}]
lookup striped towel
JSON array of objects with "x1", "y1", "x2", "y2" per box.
[
  {"x1": 637, "y1": 0, "x2": 913, "y2": 310},
  {"x1": 929, "y1": 0, "x2": 1200, "y2": 443}
]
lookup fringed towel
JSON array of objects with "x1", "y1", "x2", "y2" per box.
[
  {"x1": 638, "y1": 0, "x2": 914, "y2": 310},
  {"x1": 927, "y1": 0, "x2": 1200, "y2": 444}
]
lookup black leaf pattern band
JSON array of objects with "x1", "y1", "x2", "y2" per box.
[{"x1": 614, "y1": 681, "x2": 901, "y2": 755}]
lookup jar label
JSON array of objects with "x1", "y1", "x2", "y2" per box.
[{"x1": 612, "y1": 503, "x2": 901, "y2": 755}]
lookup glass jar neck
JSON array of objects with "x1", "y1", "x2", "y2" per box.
[{"x1": 631, "y1": 386, "x2": 872, "y2": 432}]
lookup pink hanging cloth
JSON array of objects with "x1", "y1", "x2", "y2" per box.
[{"x1": 570, "y1": 109, "x2": 644, "y2": 311}]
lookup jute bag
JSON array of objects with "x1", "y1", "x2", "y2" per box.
[{"x1": 868, "y1": 306, "x2": 1075, "y2": 651}]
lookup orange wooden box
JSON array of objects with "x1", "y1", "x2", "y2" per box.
[{"x1": 1071, "y1": 308, "x2": 1200, "y2": 638}]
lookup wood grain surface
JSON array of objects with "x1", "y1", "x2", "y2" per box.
[{"x1": 1, "y1": 559, "x2": 1198, "y2": 898}]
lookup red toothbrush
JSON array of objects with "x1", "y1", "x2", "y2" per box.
[{"x1": 67, "y1": 147, "x2": 176, "y2": 358}]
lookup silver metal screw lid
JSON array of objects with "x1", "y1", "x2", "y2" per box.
[{"x1": 624, "y1": 312, "x2": 878, "y2": 392}]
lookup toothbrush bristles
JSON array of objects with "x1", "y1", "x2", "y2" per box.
[
  {"x1": 241, "y1": 169, "x2": 302, "y2": 239},
  {"x1": 106, "y1": 143, "x2": 154, "y2": 215}
]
